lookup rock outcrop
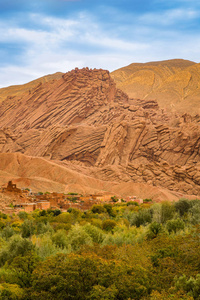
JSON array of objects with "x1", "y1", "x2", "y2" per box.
[
  {"x1": 111, "y1": 59, "x2": 200, "y2": 115},
  {"x1": 0, "y1": 66, "x2": 200, "y2": 200}
]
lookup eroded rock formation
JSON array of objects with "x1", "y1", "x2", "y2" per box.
[{"x1": 0, "y1": 67, "x2": 200, "y2": 199}]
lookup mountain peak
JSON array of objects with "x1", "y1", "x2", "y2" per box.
[{"x1": 111, "y1": 58, "x2": 200, "y2": 115}]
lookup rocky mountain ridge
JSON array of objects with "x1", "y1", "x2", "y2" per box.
[
  {"x1": 111, "y1": 59, "x2": 200, "y2": 115},
  {"x1": 0, "y1": 66, "x2": 200, "y2": 200}
]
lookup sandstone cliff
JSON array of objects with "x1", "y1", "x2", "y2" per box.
[{"x1": 0, "y1": 66, "x2": 200, "y2": 200}]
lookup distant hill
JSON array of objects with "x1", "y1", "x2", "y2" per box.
[{"x1": 111, "y1": 59, "x2": 200, "y2": 115}]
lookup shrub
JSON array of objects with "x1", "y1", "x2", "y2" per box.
[
  {"x1": 53, "y1": 209, "x2": 62, "y2": 216},
  {"x1": 166, "y1": 218, "x2": 185, "y2": 234},
  {"x1": 0, "y1": 235, "x2": 35, "y2": 266},
  {"x1": 175, "y1": 274, "x2": 200, "y2": 299},
  {"x1": 103, "y1": 204, "x2": 116, "y2": 217},
  {"x1": 175, "y1": 199, "x2": 191, "y2": 217},
  {"x1": 21, "y1": 220, "x2": 35, "y2": 238},
  {"x1": 52, "y1": 229, "x2": 68, "y2": 249},
  {"x1": 83, "y1": 224, "x2": 105, "y2": 244},
  {"x1": 0, "y1": 283, "x2": 24, "y2": 299},
  {"x1": 111, "y1": 196, "x2": 118, "y2": 202},
  {"x1": 1, "y1": 226, "x2": 15, "y2": 240},
  {"x1": 127, "y1": 201, "x2": 139, "y2": 206},
  {"x1": 18, "y1": 211, "x2": 28, "y2": 220},
  {"x1": 91, "y1": 205, "x2": 106, "y2": 214},
  {"x1": 102, "y1": 220, "x2": 117, "y2": 232},
  {"x1": 130, "y1": 209, "x2": 152, "y2": 227},
  {"x1": 147, "y1": 222, "x2": 162, "y2": 239},
  {"x1": 66, "y1": 224, "x2": 93, "y2": 251}
]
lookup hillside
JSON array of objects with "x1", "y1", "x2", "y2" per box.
[
  {"x1": 0, "y1": 66, "x2": 200, "y2": 200},
  {"x1": 0, "y1": 72, "x2": 63, "y2": 105},
  {"x1": 111, "y1": 59, "x2": 200, "y2": 115}
]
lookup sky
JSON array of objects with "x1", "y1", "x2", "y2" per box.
[{"x1": 0, "y1": 0, "x2": 200, "y2": 88}]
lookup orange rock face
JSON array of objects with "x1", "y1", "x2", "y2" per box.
[
  {"x1": 111, "y1": 59, "x2": 200, "y2": 115},
  {"x1": 0, "y1": 67, "x2": 200, "y2": 200}
]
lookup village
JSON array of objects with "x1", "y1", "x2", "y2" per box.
[{"x1": 0, "y1": 181, "x2": 144, "y2": 214}]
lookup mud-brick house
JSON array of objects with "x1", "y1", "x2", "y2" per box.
[
  {"x1": 16, "y1": 203, "x2": 36, "y2": 212},
  {"x1": 92, "y1": 193, "x2": 114, "y2": 202},
  {"x1": 79, "y1": 195, "x2": 92, "y2": 202},
  {"x1": 36, "y1": 201, "x2": 50, "y2": 210},
  {"x1": 15, "y1": 201, "x2": 50, "y2": 212},
  {"x1": 125, "y1": 196, "x2": 143, "y2": 204}
]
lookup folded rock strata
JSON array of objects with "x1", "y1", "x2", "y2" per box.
[{"x1": 0, "y1": 67, "x2": 200, "y2": 199}]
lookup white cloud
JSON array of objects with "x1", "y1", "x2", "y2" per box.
[
  {"x1": 0, "y1": 10, "x2": 199, "y2": 88},
  {"x1": 139, "y1": 8, "x2": 199, "y2": 26}
]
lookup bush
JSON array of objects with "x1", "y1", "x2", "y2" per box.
[
  {"x1": 143, "y1": 199, "x2": 152, "y2": 203},
  {"x1": 111, "y1": 196, "x2": 118, "y2": 202},
  {"x1": 53, "y1": 209, "x2": 62, "y2": 216},
  {"x1": 147, "y1": 222, "x2": 162, "y2": 239},
  {"x1": 0, "y1": 283, "x2": 24, "y2": 299},
  {"x1": 1, "y1": 226, "x2": 15, "y2": 240},
  {"x1": 127, "y1": 201, "x2": 139, "y2": 206},
  {"x1": 130, "y1": 209, "x2": 152, "y2": 227},
  {"x1": 103, "y1": 204, "x2": 116, "y2": 217},
  {"x1": 66, "y1": 224, "x2": 93, "y2": 251},
  {"x1": 91, "y1": 205, "x2": 106, "y2": 214},
  {"x1": 188, "y1": 201, "x2": 200, "y2": 224},
  {"x1": 166, "y1": 218, "x2": 185, "y2": 234},
  {"x1": 175, "y1": 199, "x2": 191, "y2": 217},
  {"x1": 83, "y1": 224, "x2": 105, "y2": 244},
  {"x1": 102, "y1": 220, "x2": 117, "y2": 232},
  {"x1": 52, "y1": 229, "x2": 68, "y2": 249},
  {"x1": 21, "y1": 220, "x2": 35, "y2": 238},
  {"x1": 18, "y1": 211, "x2": 28, "y2": 220},
  {"x1": 175, "y1": 274, "x2": 200, "y2": 299},
  {"x1": 0, "y1": 235, "x2": 35, "y2": 266}
]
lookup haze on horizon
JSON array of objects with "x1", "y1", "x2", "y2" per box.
[{"x1": 0, "y1": 0, "x2": 200, "y2": 88}]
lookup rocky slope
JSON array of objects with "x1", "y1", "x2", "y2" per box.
[
  {"x1": 0, "y1": 152, "x2": 186, "y2": 202},
  {"x1": 0, "y1": 72, "x2": 63, "y2": 105},
  {"x1": 111, "y1": 59, "x2": 200, "y2": 115},
  {"x1": 0, "y1": 66, "x2": 200, "y2": 200}
]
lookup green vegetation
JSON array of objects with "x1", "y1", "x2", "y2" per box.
[{"x1": 0, "y1": 198, "x2": 199, "y2": 299}]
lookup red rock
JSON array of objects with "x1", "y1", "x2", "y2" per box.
[{"x1": 0, "y1": 67, "x2": 200, "y2": 199}]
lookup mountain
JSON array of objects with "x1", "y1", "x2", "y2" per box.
[
  {"x1": 0, "y1": 72, "x2": 63, "y2": 105},
  {"x1": 0, "y1": 66, "x2": 200, "y2": 201},
  {"x1": 111, "y1": 59, "x2": 200, "y2": 115}
]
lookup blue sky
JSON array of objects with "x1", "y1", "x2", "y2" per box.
[{"x1": 0, "y1": 0, "x2": 200, "y2": 87}]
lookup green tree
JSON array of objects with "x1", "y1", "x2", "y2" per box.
[
  {"x1": 103, "y1": 204, "x2": 116, "y2": 218},
  {"x1": 21, "y1": 220, "x2": 35, "y2": 238},
  {"x1": 175, "y1": 199, "x2": 191, "y2": 217},
  {"x1": 175, "y1": 274, "x2": 200, "y2": 299},
  {"x1": 0, "y1": 235, "x2": 35, "y2": 266},
  {"x1": 91, "y1": 205, "x2": 106, "y2": 214},
  {"x1": 52, "y1": 229, "x2": 68, "y2": 249},
  {"x1": 6, "y1": 251, "x2": 40, "y2": 288},
  {"x1": 147, "y1": 222, "x2": 163, "y2": 239},
  {"x1": 30, "y1": 253, "x2": 151, "y2": 300},
  {"x1": 0, "y1": 283, "x2": 24, "y2": 300},
  {"x1": 130, "y1": 209, "x2": 152, "y2": 227},
  {"x1": 66, "y1": 224, "x2": 93, "y2": 251},
  {"x1": 83, "y1": 224, "x2": 105, "y2": 244},
  {"x1": 1, "y1": 226, "x2": 15, "y2": 240},
  {"x1": 88, "y1": 284, "x2": 118, "y2": 299},
  {"x1": 102, "y1": 220, "x2": 117, "y2": 232},
  {"x1": 166, "y1": 218, "x2": 185, "y2": 234}
]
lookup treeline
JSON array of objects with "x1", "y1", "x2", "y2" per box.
[{"x1": 0, "y1": 199, "x2": 199, "y2": 299}]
